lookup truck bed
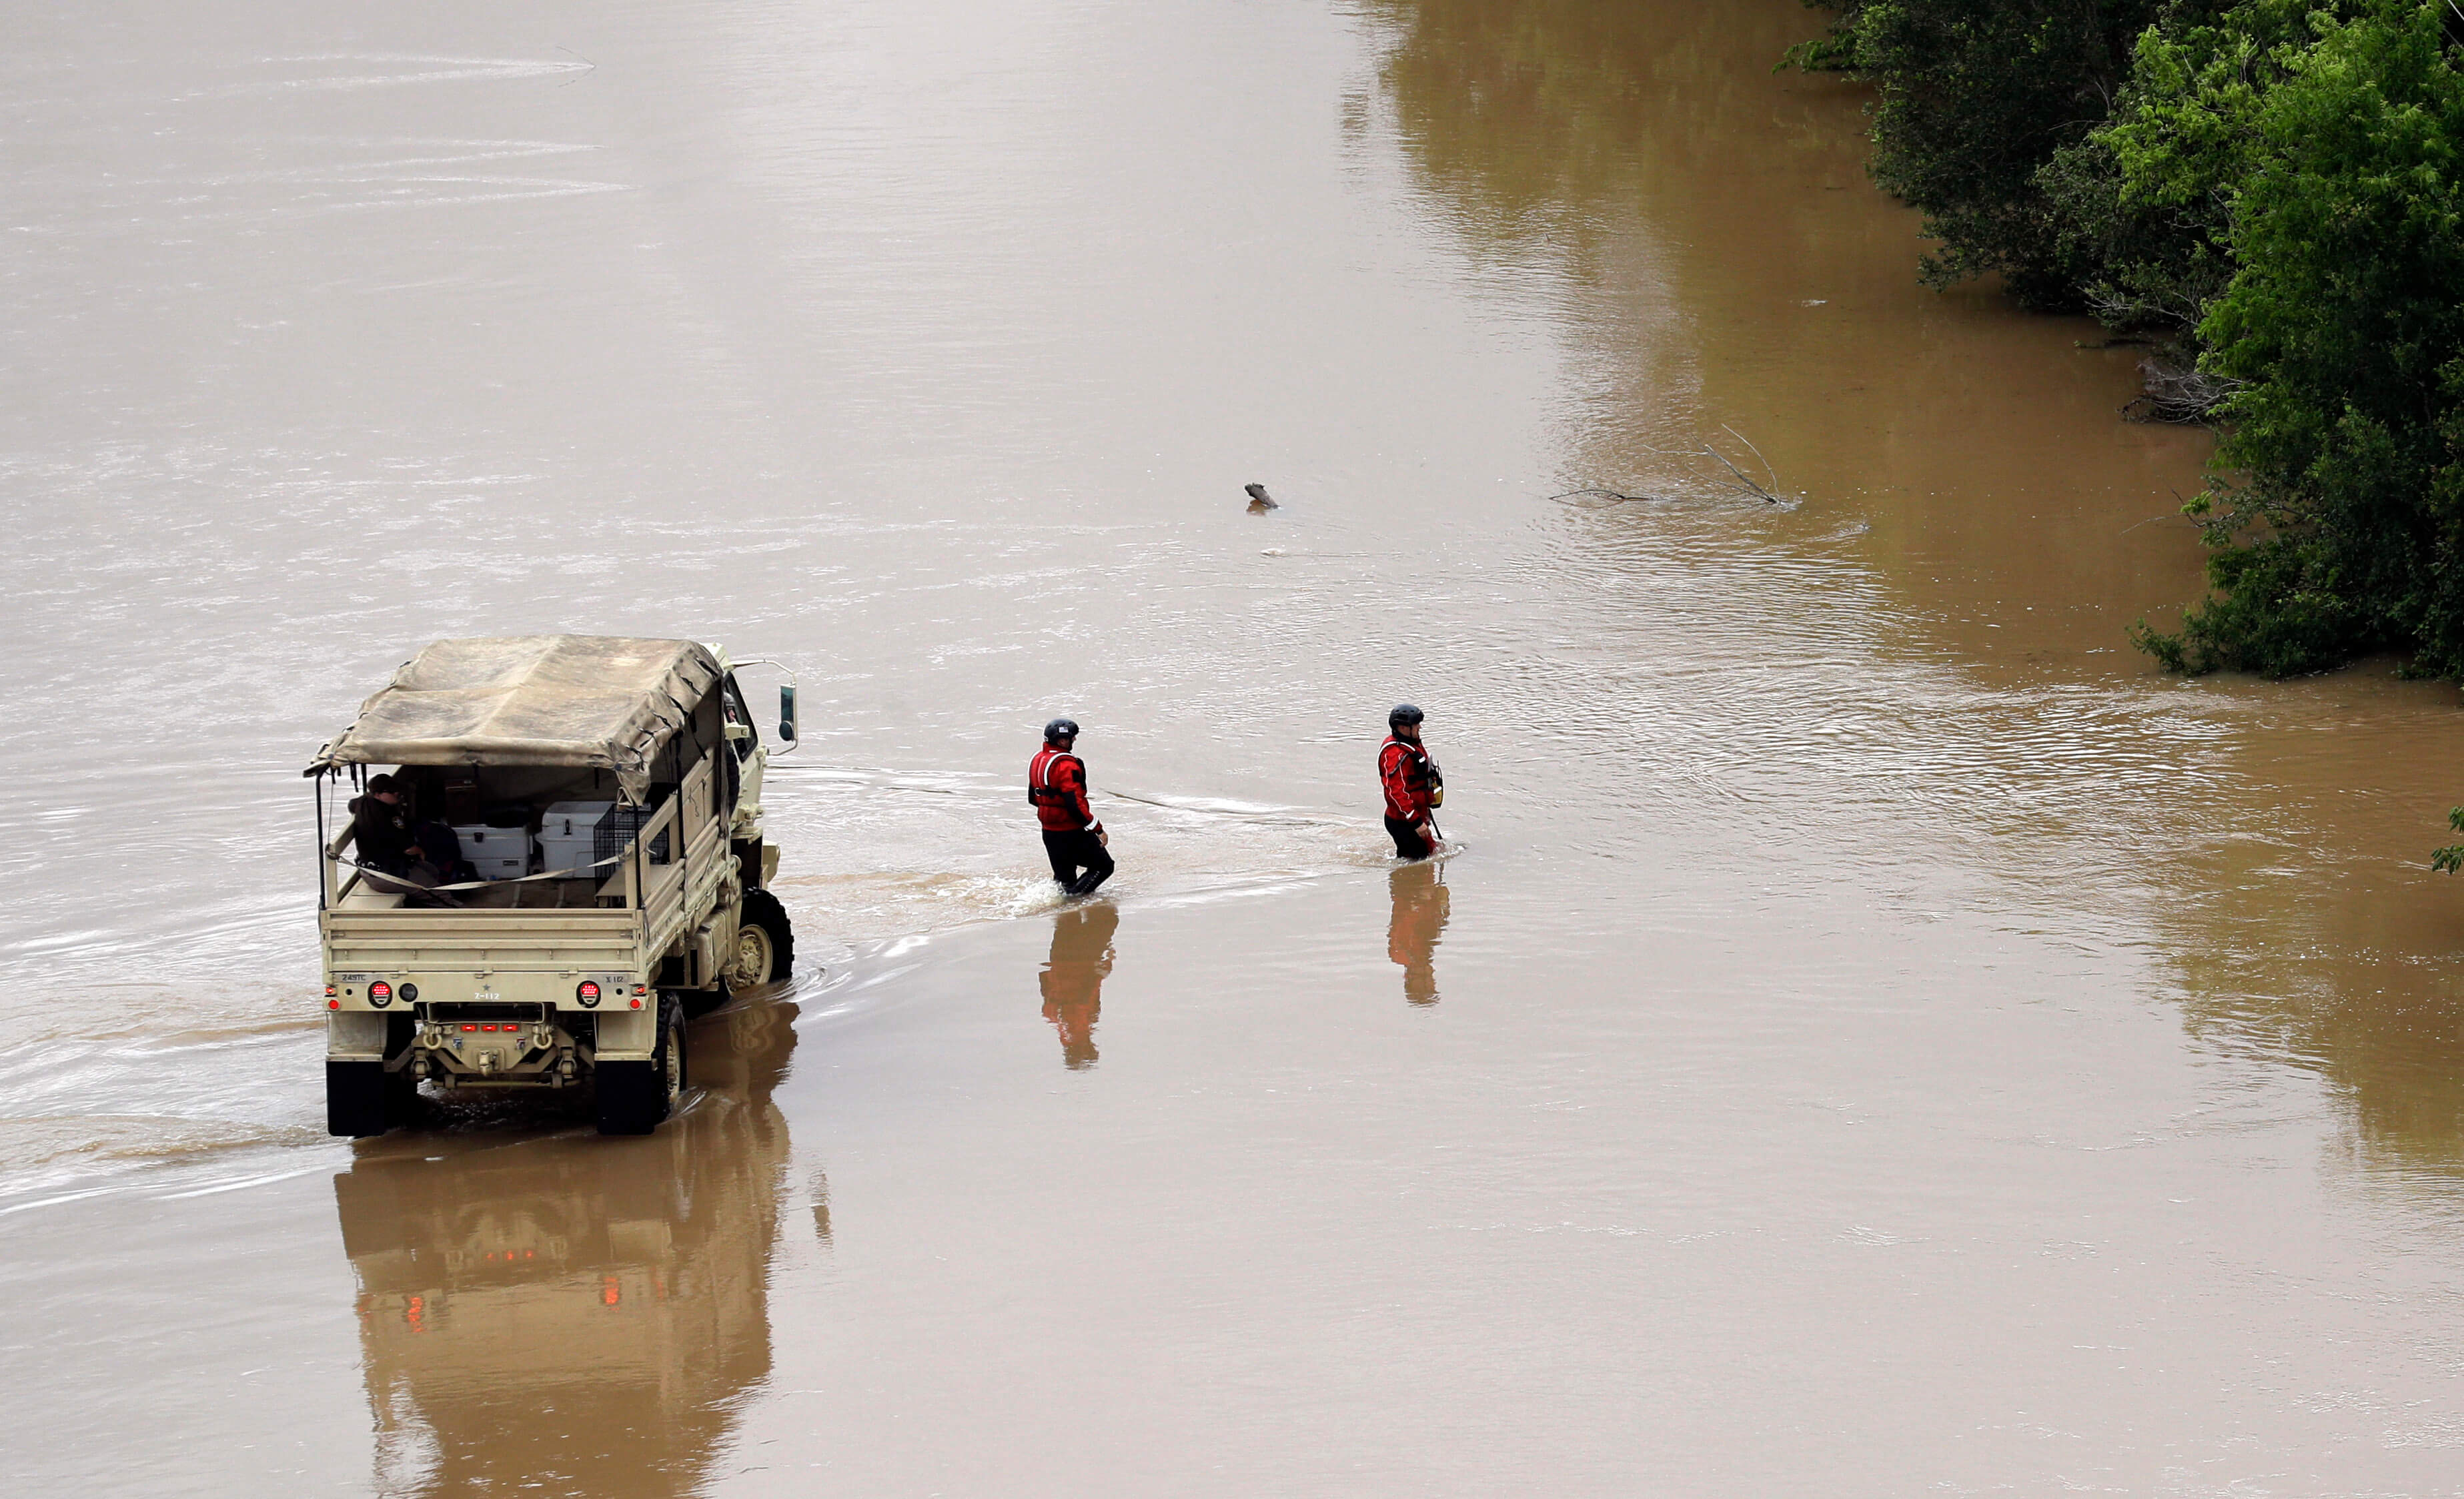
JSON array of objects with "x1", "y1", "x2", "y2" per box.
[{"x1": 321, "y1": 752, "x2": 730, "y2": 981}]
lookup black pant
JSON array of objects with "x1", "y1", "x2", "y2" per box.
[
  {"x1": 412, "y1": 821, "x2": 471, "y2": 881},
  {"x1": 1043, "y1": 829, "x2": 1115, "y2": 895},
  {"x1": 1385, "y1": 815, "x2": 1434, "y2": 860}
]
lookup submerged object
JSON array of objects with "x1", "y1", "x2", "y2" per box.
[{"x1": 1244, "y1": 482, "x2": 1278, "y2": 511}]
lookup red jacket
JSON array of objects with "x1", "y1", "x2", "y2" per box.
[
  {"x1": 1379, "y1": 735, "x2": 1436, "y2": 822},
  {"x1": 1029, "y1": 747, "x2": 1100, "y2": 833}
]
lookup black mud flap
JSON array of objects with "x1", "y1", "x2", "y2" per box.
[
  {"x1": 326, "y1": 1059, "x2": 389, "y2": 1138},
  {"x1": 594, "y1": 1060, "x2": 663, "y2": 1135}
]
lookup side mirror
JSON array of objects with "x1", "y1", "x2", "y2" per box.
[{"x1": 778, "y1": 684, "x2": 798, "y2": 744}]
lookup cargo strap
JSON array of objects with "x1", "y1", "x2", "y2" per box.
[{"x1": 340, "y1": 853, "x2": 622, "y2": 895}]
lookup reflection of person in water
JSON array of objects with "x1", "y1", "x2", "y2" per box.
[
  {"x1": 331, "y1": 997, "x2": 804, "y2": 1498},
  {"x1": 1039, "y1": 900, "x2": 1118, "y2": 1068},
  {"x1": 1388, "y1": 861, "x2": 1451, "y2": 1005}
]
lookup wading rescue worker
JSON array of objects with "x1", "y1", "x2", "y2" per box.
[
  {"x1": 1379, "y1": 704, "x2": 1444, "y2": 859},
  {"x1": 1029, "y1": 717, "x2": 1115, "y2": 897}
]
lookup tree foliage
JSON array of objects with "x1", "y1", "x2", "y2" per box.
[
  {"x1": 1812, "y1": 1, "x2": 2464, "y2": 681},
  {"x1": 2435, "y1": 806, "x2": 2464, "y2": 873},
  {"x1": 2118, "y1": 1, "x2": 2464, "y2": 674},
  {"x1": 1811, "y1": 0, "x2": 2181, "y2": 306}
]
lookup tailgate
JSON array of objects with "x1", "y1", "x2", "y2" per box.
[{"x1": 322, "y1": 909, "x2": 640, "y2": 973}]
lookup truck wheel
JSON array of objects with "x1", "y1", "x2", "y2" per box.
[
  {"x1": 326, "y1": 1060, "x2": 389, "y2": 1138},
  {"x1": 384, "y1": 1067, "x2": 422, "y2": 1126},
  {"x1": 594, "y1": 997, "x2": 688, "y2": 1135},
  {"x1": 380, "y1": 1015, "x2": 421, "y2": 1127},
  {"x1": 659, "y1": 997, "x2": 688, "y2": 1109},
  {"x1": 727, "y1": 889, "x2": 794, "y2": 989}
]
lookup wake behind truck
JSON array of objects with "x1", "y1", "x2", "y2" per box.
[{"x1": 308, "y1": 636, "x2": 797, "y2": 1137}]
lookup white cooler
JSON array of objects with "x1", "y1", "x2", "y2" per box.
[
  {"x1": 450, "y1": 823, "x2": 532, "y2": 881},
  {"x1": 538, "y1": 801, "x2": 616, "y2": 877}
]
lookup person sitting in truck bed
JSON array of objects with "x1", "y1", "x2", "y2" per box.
[{"x1": 350, "y1": 775, "x2": 464, "y2": 901}]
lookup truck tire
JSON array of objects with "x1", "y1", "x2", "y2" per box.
[
  {"x1": 382, "y1": 1015, "x2": 420, "y2": 1125},
  {"x1": 595, "y1": 997, "x2": 688, "y2": 1135},
  {"x1": 384, "y1": 1068, "x2": 422, "y2": 1127},
  {"x1": 327, "y1": 1060, "x2": 390, "y2": 1138},
  {"x1": 727, "y1": 889, "x2": 794, "y2": 989}
]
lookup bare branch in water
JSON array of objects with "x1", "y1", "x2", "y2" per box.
[
  {"x1": 1718, "y1": 425, "x2": 1780, "y2": 497},
  {"x1": 1560, "y1": 425, "x2": 1786, "y2": 506},
  {"x1": 1550, "y1": 486, "x2": 1664, "y2": 503},
  {"x1": 1700, "y1": 436, "x2": 1779, "y2": 504},
  {"x1": 2123, "y1": 356, "x2": 2241, "y2": 424}
]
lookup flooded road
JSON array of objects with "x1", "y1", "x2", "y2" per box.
[{"x1": 7, "y1": 0, "x2": 2464, "y2": 1492}]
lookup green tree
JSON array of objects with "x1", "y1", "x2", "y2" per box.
[
  {"x1": 1826, "y1": 0, "x2": 2177, "y2": 307},
  {"x1": 2118, "y1": 1, "x2": 2464, "y2": 674},
  {"x1": 1806, "y1": 1, "x2": 2464, "y2": 677},
  {"x1": 2434, "y1": 807, "x2": 2464, "y2": 873},
  {"x1": 2034, "y1": 1, "x2": 2273, "y2": 336}
]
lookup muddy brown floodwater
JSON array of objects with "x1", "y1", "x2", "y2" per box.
[{"x1": 7, "y1": 0, "x2": 2464, "y2": 1494}]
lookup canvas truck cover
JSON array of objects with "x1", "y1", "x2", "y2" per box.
[{"x1": 309, "y1": 636, "x2": 722, "y2": 803}]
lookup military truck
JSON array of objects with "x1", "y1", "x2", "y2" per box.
[{"x1": 308, "y1": 636, "x2": 798, "y2": 1136}]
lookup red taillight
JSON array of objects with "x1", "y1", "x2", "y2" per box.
[
  {"x1": 328, "y1": 999, "x2": 340, "y2": 1010},
  {"x1": 324, "y1": 985, "x2": 337, "y2": 998},
  {"x1": 577, "y1": 980, "x2": 601, "y2": 1003},
  {"x1": 482, "y1": 1023, "x2": 498, "y2": 1031},
  {"x1": 462, "y1": 1023, "x2": 477, "y2": 1032},
  {"x1": 368, "y1": 981, "x2": 392, "y2": 1003},
  {"x1": 630, "y1": 997, "x2": 643, "y2": 1009}
]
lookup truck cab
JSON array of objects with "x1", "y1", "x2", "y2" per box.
[{"x1": 309, "y1": 635, "x2": 797, "y2": 1136}]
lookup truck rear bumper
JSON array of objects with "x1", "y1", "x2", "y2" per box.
[{"x1": 334, "y1": 1005, "x2": 662, "y2": 1087}]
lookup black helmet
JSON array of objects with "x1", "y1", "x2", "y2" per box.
[
  {"x1": 1044, "y1": 717, "x2": 1081, "y2": 744},
  {"x1": 1388, "y1": 703, "x2": 1424, "y2": 728}
]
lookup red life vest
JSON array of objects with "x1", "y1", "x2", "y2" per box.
[
  {"x1": 1379, "y1": 735, "x2": 1436, "y2": 821},
  {"x1": 1029, "y1": 746, "x2": 1098, "y2": 833}
]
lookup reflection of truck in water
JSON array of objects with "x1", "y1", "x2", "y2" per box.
[
  {"x1": 334, "y1": 999, "x2": 802, "y2": 1496},
  {"x1": 308, "y1": 636, "x2": 798, "y2": 1135}
]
